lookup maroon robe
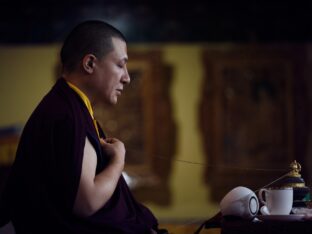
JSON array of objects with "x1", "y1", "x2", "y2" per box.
[{"x1": 0, "y1": 78, "x2": 158, "y2": 234}]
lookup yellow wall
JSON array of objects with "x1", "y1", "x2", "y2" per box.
[
  {"x1": 0, "y1": 46, "x2": 60, "y2": 127},
  {"x1": 0, "y1": 44, "x2": 219, "y2": 222},
  {"x1": 145, "y1": 45, "x2": 219, "y2": 220}
]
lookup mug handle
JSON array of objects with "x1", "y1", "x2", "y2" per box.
[{"x1": 258, "y1": 188, "x2": 268, "y2": 205}]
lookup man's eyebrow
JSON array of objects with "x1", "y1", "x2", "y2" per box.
[{"x1": 119, "y1": 57, "x2": 128, "y2": 64}]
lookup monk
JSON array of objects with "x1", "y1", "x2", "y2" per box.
[{"x1": 0, "y1": 20, "x2": 167, "y2": 234}]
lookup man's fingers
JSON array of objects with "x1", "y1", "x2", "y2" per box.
[
  {"x1": 99, "y1": 138, "x2": 107, "y2": 145},
  {"x1": 105, "y1": 138, "x2": 118, "y2": 143},
  {"x1": 100, "y1": 138, "x2": 118, "y2": 145}
]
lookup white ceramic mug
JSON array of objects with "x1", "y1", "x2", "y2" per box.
[{"x1": 258, "y1": 187, "x2": 293, "y2": 215}]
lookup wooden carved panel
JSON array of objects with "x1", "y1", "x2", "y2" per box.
[
  {"x1": 95, "y1": 51, "x2": 176, "y2": 205},
  {"x1": 200, "y1": 45, "x2": 305, "y2": 201}
]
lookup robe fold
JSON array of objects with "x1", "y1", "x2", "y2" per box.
[{"x1": 0, "y1": 78, "x2": 158, "y2": 234}]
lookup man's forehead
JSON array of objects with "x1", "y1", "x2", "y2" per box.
[{"x1": 111, "y1": 38, "x2": 128, "y2": 59}]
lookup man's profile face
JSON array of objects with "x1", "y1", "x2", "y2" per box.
[{"x1": 92, "y1": 37, "x2": 130, "y2": 105}]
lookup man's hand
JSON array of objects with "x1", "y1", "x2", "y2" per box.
[{"x1": 100, "y1": 138, "x2": 125, "y2": 168}]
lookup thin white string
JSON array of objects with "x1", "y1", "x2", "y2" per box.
[
  {"x1": 127, "y1": 148, "x2": 287, "y2": 172},
  {"x1": 254, "y1": 171, "x2": 290, "y2": 192},
  {"x1": 157, "y1": 155, "x2": 286, "y2": 172}
]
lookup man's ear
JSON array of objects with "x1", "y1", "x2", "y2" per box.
[{"x1": 82, "y1": 54, "x2": 97, "y2": 74}]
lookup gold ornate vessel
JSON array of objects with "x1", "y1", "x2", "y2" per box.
[{"x1": 280, "y1": 161, "x2": 310, "y2": 206}]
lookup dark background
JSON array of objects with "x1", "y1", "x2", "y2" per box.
[{"x1": 0, "y1": 1, "x2": 312, "y2": 44}]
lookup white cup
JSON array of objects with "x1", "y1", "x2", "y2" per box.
[{"x1": 258, "y1": 187, "x2": 293, "y2": 215}]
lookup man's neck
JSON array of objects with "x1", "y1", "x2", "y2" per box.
[{"x1": 63, "y1": 73, "x2": 96, "y2": 105}]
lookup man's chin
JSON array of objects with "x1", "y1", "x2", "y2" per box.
[
  {"x1": 94, "y1": 97, "x2": 117, "y2": 106},
  {"x1": 109, "y1": 95, "x2": 120, "y2": 105},
  {"x1": 110, "y1": 97, "x2": 118, "y2": 105},
  {"x1": 104, "y1": 100, "x2": 117, "y2": 106}
]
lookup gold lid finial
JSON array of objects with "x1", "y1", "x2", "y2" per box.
[{"x1": 288, "y1": 160, "x2": 302, "y2": 177}]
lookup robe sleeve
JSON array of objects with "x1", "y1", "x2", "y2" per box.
[{"x1": 45, "y1": 111, "x2": 86, "y2": 215}]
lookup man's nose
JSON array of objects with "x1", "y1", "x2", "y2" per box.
[{"x1": 122, "y1": 68, "x2": 131, "y2": 84}]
